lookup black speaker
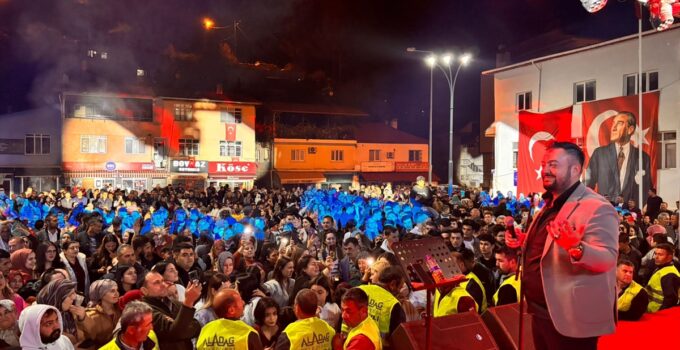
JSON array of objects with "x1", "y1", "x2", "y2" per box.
[
  {"x1": 392, "y1": 311, "x2": 499, "y2": 350},
  {"x1": 481, "y1": 304, "x2": 535, "y2": 350}
]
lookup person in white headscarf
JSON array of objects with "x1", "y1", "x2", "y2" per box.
[
  {"x1": 18, "y1": 304, "x2": 75, "y2": 350},
  {"x1": 0, "y1": 299, "x2": 19, "y2": 348}
]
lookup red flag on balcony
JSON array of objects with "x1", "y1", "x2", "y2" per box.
[
  {"x1": 517, "y1": 107, "x2": 573, "y2": 195},
  {"x1": 225, "y1": 124, "x2": 236, "y2": 141}
]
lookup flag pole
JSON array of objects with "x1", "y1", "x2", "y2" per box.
[{"x1": 637, "y1": 3, "x2": 644, "y2": 208}]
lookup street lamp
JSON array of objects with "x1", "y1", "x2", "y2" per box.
[{"x1": 407, "y1": 48, "x2": 472, "y2": 196}]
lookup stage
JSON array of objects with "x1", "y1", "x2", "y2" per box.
[{"x1": 599, "y1": 307, "x2": 680, "y2": 349}]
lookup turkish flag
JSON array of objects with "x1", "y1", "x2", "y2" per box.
[
  {"x1": 518, "y1": 107, "x2": 573, "y2": 195},
  {"x1": 225, "y1": 123, "x2": 236, "y2": 141},
  {"x1": 581, "y1": 92, "x2": 659, "y2": 201}
]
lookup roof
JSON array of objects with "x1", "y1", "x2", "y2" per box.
[
  {"x1": 354, "y1": 122, "x2": 428, "y2": 144},
  {"x1": 267, "y1": 102, "x2": 369, "y2": 117},
  {"x1": 483, "y1": 25, "x2": 680, "y2": 76}
]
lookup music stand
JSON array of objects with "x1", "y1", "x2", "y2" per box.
[{"x1": 393, "y1": 237, "x2": 467, "y2": 350}]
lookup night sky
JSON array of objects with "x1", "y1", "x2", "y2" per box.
[{"x1": 0, "y1": 0, "x2": 648, "y2": 169}]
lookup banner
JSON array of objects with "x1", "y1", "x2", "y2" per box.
[
  {"x1": 225, "y1": 124, "x2": 237, "y2": 142},
  {"x1": 582, "y1": 92, "x2": 659, "y2": 204},
  {"x1": 517, "y1": 107, "x2": 573, "y2": 195}
]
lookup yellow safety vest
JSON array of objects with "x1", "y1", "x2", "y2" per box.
[
  {"x1": 283, "y1": 317, "x2": 336, "y2": 350},
  {"x1": 197, "y1": 318, "x2": 257, "y2": 350},
  {"x1": 99, "y1": 330, "x2": 160, "y2": 350},
  {"x1": 434, "y1": 285, "x2": 477, "y2": 317},
  {"x1": 618, "y1": 280, "x2": 644, "y2": 312},
  {"x1": 344, "y1": 317, "x2": 382, "y2": 350},
  {"x1": 493, "y1": 275, "x2": 521, "y2": 306},
  {"x1": 357, "y1": 285, "x2": 399, "y2": 338},
  {"x1": 646, "y1": 265, "x2": 680, "y2": 313},
  {"x1": 463, "y1": 271, "x2": 488, "y2": 313}
]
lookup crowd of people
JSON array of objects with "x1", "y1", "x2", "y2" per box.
[{"x1": 0, "y1": 172, "x2": 676, "y2": 349}]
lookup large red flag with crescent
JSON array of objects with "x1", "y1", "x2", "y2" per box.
[
  {"x1": 225, "y1": 123, "x2": 237, "y2": 142},
  {"x1": 518, "y1": 107, "x2": 574, "y2": 195},
  {"x1": 581, "y1": 92, "x2": 659, "y2": 201}
]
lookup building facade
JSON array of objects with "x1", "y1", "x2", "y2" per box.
[
  {"x1": 61, "y1": 93, "x2": 259, "y2": 192},
  {"x1": 482, "y1": 27, "x2": 679, "y2": 203},
  {"x1": 0, "y1": 107, "x2": 62, "y2": 194}
]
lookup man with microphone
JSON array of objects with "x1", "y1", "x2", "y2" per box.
[{"x1": 506, "y1": 142, "x2": 618, "y2": 350}]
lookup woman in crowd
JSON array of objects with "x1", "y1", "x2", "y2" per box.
[
  {"x1": 34, "y1": 241, "x2": 65, "y2": 276},
  {"x1": 235, "y1": 236, "x2": 266, "y2": 282},
  {"x1": 114, "y1": 265, "x2": 138, "y2": 294},
  {"x1": 0, "y1": 272, "x2": 24, "y2": 316},
  {"x1": 36, "y1": 279, "x2": 86, "y2": 345},
  {"x1": 194, "y1": 271, "x2": 229, "y2": 327},
  {"x1": 260, "y1": 244, "x2": 279, "y2": 279},
  {"x1": 9, "y1": 248, "x2": 36, "y2": 283},
  {"x1": 151, "y1": 261, "x2": 185, "y2": 302},
  {"x1": 262, "y1": 256, "x2": 295, "y2": 309},
  {"x1": 90, "y1": 234, "x2": 119, "y2": 279},
  {"x1": 206, "y1": 239, "x2": 225, "y2": 271},
  {"x1": 59, "y1": 240, "x2": 90, "y2": 297},
  {"x1": 289, "y1": 255, "x2": 320, "y2": 305},
  {"x1": 216, "y1": 251, "x2": 234, "y2": 279},
  {"x1": 310, "y1": 275, "x2": 340, "y2": 329},
  {"x1": 253, "y1": 297, "x2": 281, "y2": 349},
  {"x1": 79, "y1": 279, "x2": 121, "y2": 348},
  {"x1": 0, "y1": 300, "x2": 19, "y2": 348}
]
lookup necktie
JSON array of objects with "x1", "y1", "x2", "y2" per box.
[{"x1": 617, "y1": 146, "x2": 625, "y2": 171}]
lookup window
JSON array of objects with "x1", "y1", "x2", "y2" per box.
[
  {"x1": 516, "y1": 91, "x2": 532, "y2": 111},
  {"x1": 574, "y1": 80, "x2": 596, "y2": 103},
  {"x1": 25, "y1": 134, "x2": 50, "y2": 155},
  {"x1": 369, "y1": 149, "x2": 381, "y2": 161},
  {"x1": 624, "y1": 71, "x2": 659, "y2": 96},
  {"x1": 74, "y1": 104, "x2": 99, "y2": 118},
  {"x1": 409, "y1": 150, "x2": 423, "y2": 162},
  {"x1": 87, "y1": 50, "x2": 97, "y2": 58},
  {"x1": 219, "y1": 141, "x2": 242, "y2": 157},
  {"x1": 220, "y1": 107, "x2": 242, "y2": 124},
  {"x1": 291, "y1": 149, "x2": 304, "y2": 161},
  {"x1": 657, "y1": 131, "x2": 676, "y2": 169},
  {"x1": 513, "y1": 142, "x2": 518, "y2": 168},
  {"x1": 386, "y1": 151, "x2": 395, "y2": 159},
  {"x1": 174, "y1": 104, "x2": 193, "y2": 121},
  {"x1": 331, "y1": 150, "x2": 344, "y2": 162},
  {"x1": 80, "y1": 135, "x2": 107, "y2": 154},
  {"x1": 179, "y1": 138, "x2": 199, "y2": 156},
  {"x1": 136, "y1": 69, "x2": 145, "y2": 77},
  {"x1": 257, "y1": 148, "x2": 270, "y2": 162},
  {"x1": 125, "y1": 137, "x2": 146, "y2": 154}
]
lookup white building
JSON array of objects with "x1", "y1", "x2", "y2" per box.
[{"x1": 482, "y1": 27, "x2": 680, "y2": 204}]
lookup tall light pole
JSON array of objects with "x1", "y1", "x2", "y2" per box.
[{"x1": 407, "y1": 48, "x2": 435, "y2": 184}]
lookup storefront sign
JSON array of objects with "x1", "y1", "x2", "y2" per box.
[
  {"x1": 395, "y1": 162, "x2": 429, "y2": 172},
  {"x1": 360, "y1": 161, "x2": 395, "y2": 172},
  {"x1": 64, "y1": 162, "x2": 156, "y2": 171},
  {"x1": 0, "y1": 139, "x2": 24, "y2": 155},
  {"x1": 208, "y1": 161, "x2": 256, "y2": 176},
  {"x1": 170, "y1": 159, "x2": 208, "y2": 173}
]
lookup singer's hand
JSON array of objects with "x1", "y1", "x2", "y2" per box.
[
  {"x1": 547, "y1": 219, "x2": 584, "y2": 251},
  {"x1": 505, "y1": 228, "x2": 526, "y2": 249}
]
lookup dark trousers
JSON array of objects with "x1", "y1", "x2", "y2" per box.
[{"x1": 530, "y1": 313, "x2": 598, "y2": 350}]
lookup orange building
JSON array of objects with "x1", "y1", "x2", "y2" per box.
[{"x1": 61, "y1": 92, "x2": 259, "y2": 191}]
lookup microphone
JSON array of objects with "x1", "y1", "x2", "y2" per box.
[{"x1": 505, "y1": 216, "x2": 517, "y2": 239}]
